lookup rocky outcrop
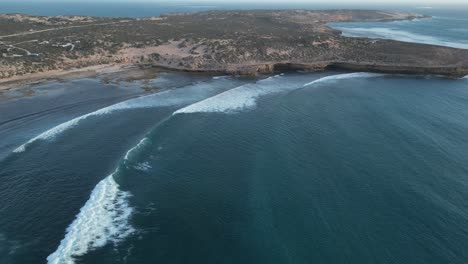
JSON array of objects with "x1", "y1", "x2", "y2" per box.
[
  {"x1": 326, "y1": 62, "x2": 468, "y2": 78},
  {"x1": 1, "y1": 9, "x2": 467, "y2": 84}
]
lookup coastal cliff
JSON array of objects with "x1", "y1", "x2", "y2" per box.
[{"x1": 1, "y1": 9, "x2": 467, "y2": 87}]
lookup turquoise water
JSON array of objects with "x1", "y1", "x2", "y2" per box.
[
  {"x1": 329, "y1": 8, "x2": 468, "y2": 49},
  {"x1": 1, "y1": 4, "x2": 468, "y2": 264}
]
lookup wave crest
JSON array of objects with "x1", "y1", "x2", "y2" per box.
[
  {"x1": 12, "y1": 92, "x2": 169, "y2": 153},
  {"x1": 47, "y1": 172, "x2": 134, "y2": 264},
  {"x1": 303, "y1": 72, "x2": 383, "y2": 87},
  {"x1": 13, "y1": 78, "x2": 238, "y2": 154},
  {"x1": 173, "y1": 76, "x2": 290, "y2": 114},
  {"x1": 124, "y1": 137, "x2": 150, "y2": 162}
]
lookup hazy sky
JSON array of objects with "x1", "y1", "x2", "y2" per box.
[
  {"x1": 3, "y1": 0, "x2": 468, "y2": 5},
  {"x1": 102, "y1": 0, "x2": 468, "y2": 3}
]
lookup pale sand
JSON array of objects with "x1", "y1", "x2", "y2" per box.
[{"x1": 0, "y1": 64, "x2": 134, "y2": 91}]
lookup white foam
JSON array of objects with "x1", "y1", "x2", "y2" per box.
[
  {"x1": 13, "y1": 79, "x2": 237, "y2": 153},
  {"x1": 173, "y1": 85, "x2": 256, "y2": 114},
  {"x1": 303, "y1": 72, "x2": 383, "y2": 87},
  {"x1": 173, "y1": 76, "x2": 287, "y2": 114},
  {"x1": 212, "y1": 75, "x2": 229, "y2": 80},
  {"x1": 133, "y1": 162, "x2": 152, "y2": 172},
  {"x1": 463, "y1": 75, "x2": 468, "y2": 79},
  {"x1": 124, "y1": 138, "x2": 149, "y2": 161},
  {"x1": 335, "y1": 27, "x2": 468, "y2": 49},
  {"x1": 12, "y1": 92, "x2": 166, "y2": 153},
  {"x1": 174, "y1": 73, "x2": 386, "y2": 114},
  {"x1": 47, "y1": 172, "x2": 134, "y2": 264}
]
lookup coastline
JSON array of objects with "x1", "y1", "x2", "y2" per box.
[
  {"x1": 1, "y1": 9, "x2": 468, "y2": 91},
  {"x1": 2, "y1": 60, "x2": 468, "y2": 92},
  {"x1": 0, "y1": 64, "x2": 132, "y2": 91}
]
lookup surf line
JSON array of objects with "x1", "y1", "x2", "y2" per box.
[
  {"x1": 47, "y1": 79, "x2": 261, "y2": 263},
  {"x1": 46, "y1": 72, "x2": 386, "y2": 262},
  {"x1": 172, "y1": 75, "x2": 287, "y2": 115},
  {"x1": 11, "y1": 76, "x2": 239, "y2": 154},
  {"x1": 11, "y1": 90, "x2": 172, "y2": 154},
  {"x1": 46, "y1": 168, "x2": 133, "y2": 264},
  {"x1": 46, "y1": 114, "x2": 172, "y2": 264},
  {"x1": 302, "y1": 72, "x2": 384, "y2": 87}
]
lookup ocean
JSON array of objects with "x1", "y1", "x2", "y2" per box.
[{"x1": 1, "y1": 3, "x2": 468, "y2": 264}]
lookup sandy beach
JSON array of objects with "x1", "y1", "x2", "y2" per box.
[{"x1": 0, "y1": 64, "x2": 134, "y2": 91}]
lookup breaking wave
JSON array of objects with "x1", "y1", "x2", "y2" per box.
[
  {"x1": 174, "y1": 75, "x2": 295, "y2": 114},
  {"x1": 45, "y1": 78, "x2": 250, "y2": 263},
  {"x1": 303, "y1": 72, "x2": 383, "y2": 87},
  {"x1": 13, "y1": 78, "x2": 240, "y2": 153},
  {"x1": 47, "y1": 171, "x2": 133, "y2": 264},
  {"x1": 124, "y1": 138, "x2": 150, "y2": 162},
  {"x1": 212, "y1": 75, "x2": 230, "y2": 80},
  {"x1": 334, "y1": 27, "x2": 468, "y2": 49}
]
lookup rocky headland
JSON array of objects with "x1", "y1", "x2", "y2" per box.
[{"x1": 1, "y1": 9, "x2": 468, "y2": 89}]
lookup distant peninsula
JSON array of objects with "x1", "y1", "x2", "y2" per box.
[{"x1": 1, "y1": 9, "x2": 468, "y2": 88}]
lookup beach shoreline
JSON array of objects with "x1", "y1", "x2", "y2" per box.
[
  {"x1": 0, "y1": 63, "x2": 134, "y2": 91},
  {"x1": 1, "y1": 9, "x2": 467, "y2": 91}
]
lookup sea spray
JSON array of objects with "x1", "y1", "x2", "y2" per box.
[
  {"x1": 47, "y1": 111, "x2": 180, "y2": 263},
  {"x1": 124, "y1": 138, "x2": 150, "y2": 161},
  {"x1": 174, "y1": 76, "x2": 297, "y2": 114},
  {"x1": 303, "y1": 72, "x2": 383, "y2": 87},
  {"x1": 175, "y1": 73, "x2": 382, "y2": 115},
  {"x1": 47, "y1": 171, "x2": 134, "y2": 264}
]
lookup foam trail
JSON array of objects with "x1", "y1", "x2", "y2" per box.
[
  {"x1": 13, "y1": 78, "x2": 239, "y2": 153},
  {"x1": 212, "y1": 75, "x2": 229, "y2": 80},
  {"x1": 13, "y1": 92, "x2": 168, "y2": 153},
  {"x1": 173, "y1": 84, "x2": 256, "y2": 114},
  {"x1": 47, "y1": 171, "x2": 133, "y2": 264},
  {"x1": 124, "y1": 138, "x2": 149, "y2": 161},
  {"x1": 335, "y1": 27, "x2": 468, "y2": 49},
  {"x1": 46, "y1": 90, "x2": 214, "y2": 263},
  {"x1": 175, "y1": 73, "x2": 385, "y2": 114},
  {"x1": 303, "y1": 72, "x2": 383, "y2": 87},
  {"x1": 174, "y1": 76, "x2": 285, "y2": 114}
]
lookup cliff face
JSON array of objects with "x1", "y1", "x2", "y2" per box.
[{"x1": 1, "y1": 10, "x2": 467, "y2": 81}]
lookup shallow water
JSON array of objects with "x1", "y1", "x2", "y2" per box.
[{"x1": 329, "y1": 8, "x2": 468, "y2": 49}]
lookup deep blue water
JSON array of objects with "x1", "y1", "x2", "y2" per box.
[{"x1": 1, "y1": 3, "x2": 468, "y2": 264}]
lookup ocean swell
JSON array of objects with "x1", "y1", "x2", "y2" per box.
[
  {"x1": 124, "y1": 138, "x2": 150, "y2": 162},
  {"x1": 303, "y1": 72, "x2": 383, "y2": 87},
  {"x1": 45, "y1": 78, "x2": 247, "y2": 263},
  {"x1": 174, "y1": 75, "x2": 291, "y2": 114},
  {"x1": 47, "y1": 171, "x2": 134, "y2": 264},
  {"x1": 13, "y1": 78, "x2": 238, "y2": 153},
  {"x1": 12, "y1": 92, "x2": 170, "y2": 153}
]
